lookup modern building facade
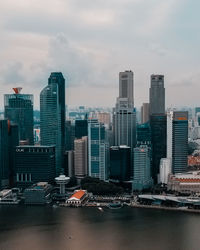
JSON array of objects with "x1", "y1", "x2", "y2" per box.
[
  {"x1": 159, "y1": 158, "x2": 172, "y2": 184},
  {"x1": 149, "y1": 75, "x2": 165, "y2": 115},
  {"x1": 150, "y1": 114, "x2": 167, "y2": 182},
  {"x1": 65, "y1": 120, "x2": 75, "y2": 151},
  {"x1": 133, "y1": 145, "x2": 153, "y2": 191},
  {"x1": 75, "y1": 119, "x2": 88, "y2": 139},
  {"x1": 74, "y1": 136, "x2": 88, "y2": 180},
  {"x1": 40, "y1": 72, "x2": 65, "y2": 175},
  {"x1": 109, "y1": 145, "x2": 131, "y2": 181},
  {"x1": 137, "y1": 123, "x2": 151, "y2": 146},
  {"x1": 4, "y1": 88, "x2": 33, "y2": 144},
  {"x1": 141, "y1": 103, "x2": 150, "y2": 124},
  {"x1": 113, "y1": 70, "x2": 136, "y2": 150},
  {"x1": 15, "y1": 145, "x2": 56, "y2": 188},
  {"x1": 172, "y1": 111, "x2": 188, "y2": 173},
  {"x1": 88, "y1": 120, "x2": 107, "y2": 180},
  {"x1": 0, "y1": 120, "x2": 9, "y2": 189}
]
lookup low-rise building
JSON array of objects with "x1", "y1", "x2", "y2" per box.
[
  {"x1": 66, "y1": 190, "x2": 88, "y2": 206},
  {"x1": 24, "y1": 182, "x2": 52, "y2": 205},
  {"x1": 168, "y1": 171, "x2": 200, "y2": 194}
]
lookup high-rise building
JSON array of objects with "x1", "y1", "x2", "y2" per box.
[
  {"x1": 88, "y1": 120, "x2": 107, "y2": 180},
  {"x1": 113, "y1": 71, "x2": 136, "y2": 150},
  {"x1": 15, "y1": 145, "x2": 56, "y2": 188},
  {"x1": 64, "y1": 151, "x2": 74, "y2": 177},
  {"x1": 0, "y1": 120, "x2": 9, "y2": 189},
  {"x1": 172, "y1": 111, "x2": 188, "y2": 173},
  {"x1": 149, "y1": 75, "x2": 165, "y2": 115},
  {"x1": 141, "y1": 103, "x2": 150, "y2": 124},
  {"x1": 65, "y1": 120, "x2": 75, "y2": 151},
  {"x1": 133, "y1": 145, "x2": 153, "y2": 191},
  {"x1": 40, "y1": 72, "x2": 65, "y2": 175},
  {"x1": 159, "y1": 158, "x2": 172, "y2": 184},
  {"x1": 137, "y1": 123, "x2": 151, "y2": 146},
  {"x1": 167, "y1": 110, "x2": 173, "y2": 159},
  {"x1": 75, "y1": 119, "x2": 88, "y2": 139},
  {"x1": 4, "y1": 88, "x2": 34, "y2": 144},
  {"x1": 74, "y1": 137, "x2": 88, "y2": 180},
  {"x1": 109, "y1": 146, "x2": 131, "y2": 182},
  {"x1": 150, "y1": 114, "x2": 167, "y2": 182}
]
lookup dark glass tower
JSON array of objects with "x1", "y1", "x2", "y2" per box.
[
  {"x1": 172, "y1": 111, "x2": 188, "y2": 173},
  {"x1": 4, "y1": 88, "x2": 34, "y2": 144},
  {"x1": 75, "y1": 119, "x2": 88, "y2": 139},
  {"x1": 149, "y1": 75, "x2": 165, "y2": 115},
  {"x1": 40, "y1": 72, "x2": 65, "y2": 175},
  {"x1": 150, "y1": 114, "x2": 167, "y2": 182},
  {"x1": 0, "y1": 120, "x2": 9, "y2": 189}
]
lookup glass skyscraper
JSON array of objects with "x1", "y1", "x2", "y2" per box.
[
  {"x1": 40, "y1": 72, "x2": 65, "y2": 175},
  {"x1": 4, "y1": 88, "x2": 33, "y2": 145},
  {"x1": 88, "y1": 120, "x2": 107, "y2": 180}
]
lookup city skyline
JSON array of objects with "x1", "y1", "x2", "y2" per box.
[{"x1": 0, "y1": 0, "x2": 200, "y2": 108}]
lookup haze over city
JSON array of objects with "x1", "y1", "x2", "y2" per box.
[{"x1": 0, "y1": 0, "x2": 200, "y2": 108}]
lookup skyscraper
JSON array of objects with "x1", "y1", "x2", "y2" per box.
[
  {"x1": 149, "y1": 75, "x2": 165, "y2": 115},
  {"x1": 172, "y1": 111, "x2": 188, "y2": 173},
  {"x1": 88, "y1": 120, "x2": 107, "y2": 180},
  {"x1": 40, "y1": 72, "x2": 65, "y2": 175},
  {"x1": 4, "y1": 88, "x2": 34, "y2": 144},
  {"x1": 75, "y1": 119, "x2": 88, "y2": 139},
  {"x1": 74, "y1": 136, "x2": 88, "y2": 181},
  {"x1": 113, "y1": 70, "x2": 136, "y2": 149},
  {"x1": 133, "y1": 145, "x2": 153, "y2": 191},
  {"x1": 141, "y1": 103, "x2": 150, "y2": 124},
  {"x1": 109, "y1": 145, "x2": 131, "y2": 182},
  {"x1": 150, "y1": 114, "x2": 167, "y2": 182},
  {"x1": 0, "y1": 120, "x2": 9, "y2": 189}
]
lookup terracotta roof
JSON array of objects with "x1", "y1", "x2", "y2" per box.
[
  {"x1": 69, "y1": 190, "x2": 86, "y2": 200},
  {"x1": 175, "y1": 178, "x2": 200, "y2": 183}
]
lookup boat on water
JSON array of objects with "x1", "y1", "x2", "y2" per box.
[
  {"x1": 97, "y1": 207, "x2": 103, "y2": 212},
  {"x1": 108, "y1": 202, "x2": 123, "y2": 209}
]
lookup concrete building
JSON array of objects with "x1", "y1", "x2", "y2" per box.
[
  {"x1": 64, "y1": 150, "x2": 74, "y2": 177},
  {"x1": 149, "y1": 75, "x2": 165, "y2": 115},
  {"x1": 66, "y1": 190, "x2": 88, "y2": 206},
  {"x1": 133, "y1": 145, "x2": 153, "y2": 191},
  {"x1": 141, "y1": 103, "x2": 150, "y2": 124},
  {"x1": 97, "y1": 112, "x2": 111, "y2": 127},
  {"x1": 15, "y1": 145, "x2": 56, "y2": 188},
  {"x1": 159, "y1": 158, "x2": 172, "y2": 184},
  {"x1": 40, "y1": 72, "x2": 66, "y2": 175},
  {"x1": 74, "y1": 136, "x2": 88, "y2": 180},
  {"x1": 168, "y1": 171, "x2": 200, "y2": 194},
  {"x1": 4, "y1": 88, "x2": 33, "y2": 144}
]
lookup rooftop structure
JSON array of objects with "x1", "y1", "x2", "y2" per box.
[{"x1": 55, "y1": 174, "x2": 70, "y2": 194}]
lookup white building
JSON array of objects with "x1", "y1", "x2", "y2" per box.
[{"x1": 159, "y1": 158, "x2": 172, "y2": 184}]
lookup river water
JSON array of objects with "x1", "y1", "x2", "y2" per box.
[{"x1": 0, "y1": 206, "x2": 200, "y2": 250}]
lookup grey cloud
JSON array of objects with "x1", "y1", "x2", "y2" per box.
[{"x1": 0, "y1": 62, "x2": 24, "y2": 85}]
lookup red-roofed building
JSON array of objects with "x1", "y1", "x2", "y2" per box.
[{"x1": 66, "y1": 190, "x2": 88, "y2": 206}]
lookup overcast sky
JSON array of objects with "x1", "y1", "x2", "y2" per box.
[{"x1": 0, "y1": 0, "x2": 199, "y2": 109}]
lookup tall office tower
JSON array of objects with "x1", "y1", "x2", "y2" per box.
[
  {"x1": 4, "y1": 88, "x2": 34, "y2": 144},
  {"x1": 15, "y1": 145, "x2": 56, "y2": 188},
  {"x1": 65, "y1": 120, "x2": 75, "y2": 151},
  {"x1": 172, "y1": 111, "x2": 188, "y2": 173},
  {"x1": 88, "y1": 120, "x2": 107, "y2": 180},
  {"x1": 74, "y1": 137, "x2": 88, "y2": 181},
  {"x1": 195, "y1": 107, "x2": 200, "y2": 115},
  {"x1": 149, "y1": 75, "x2": 165, "y2": 115},
  {"x1": 109, "y1": 146, "x2": 131, "y2": 182},
  {"x1": 150, "y1": 114, "x2": 167, "y2": 182},
  {"x1": 40, "y1": 72, "x2": 65, "y2": 175},
  {"x1": 137, "y1": 123, "x2": 151, "y2": 146},
  {"x1": 141, "y1": 103, "x2": 150, "y2": 124},
  {"x1": 8, "y1": 123, "x2": 19, "y2": 186},
  {"x1": 133, "y1": 145, "x2": 153, "y2": 191},
  {"x1": 113, "y1": 70, "x2": 136, "y2": 149},
  {"x1": 167, "y1": 110, "x2": 173, "y2": 159},
  {"x1": 75, "y1": 119, "x2": 88, "y2": 139},
  {"x1": 0, "y1": 120, "x2": 9, "y2": 189},
  {"x1": 64, "y1": 151, "x2": 74, "y2": 177}
]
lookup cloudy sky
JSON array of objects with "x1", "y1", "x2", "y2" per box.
[{"x1": 0, "y1": 0, "x2": 199, "y2": 109}]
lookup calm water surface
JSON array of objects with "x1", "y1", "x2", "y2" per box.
[{"x1": 0, "y1": 206, "x2": 200, "y2": 250}]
